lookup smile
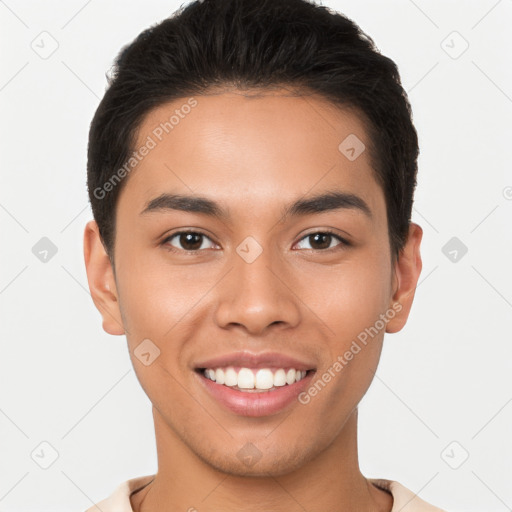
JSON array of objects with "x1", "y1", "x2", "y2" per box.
[
  {"x1": 196, "y1": 366, "x2": 315, "y2": 417},
  {"x1": 201, "y1": 366, "x2": 309, "y2": 392}
]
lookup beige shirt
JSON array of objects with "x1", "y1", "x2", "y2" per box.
[{"x1": 85, "y1": 474, "x2": 447, "y2": 511}]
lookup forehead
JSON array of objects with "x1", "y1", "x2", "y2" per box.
[{"x1": 120, "y1": 89, "x2": 384, "y2": 222}]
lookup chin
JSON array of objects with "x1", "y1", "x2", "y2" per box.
[{"x1": 194, "y1": 440, "x2": 315, "y2": 478}]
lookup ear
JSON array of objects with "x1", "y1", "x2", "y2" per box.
[
  {"x1": 83, "y1": 220, "x2": 125, "y2": 335},
  {"x1": 385, "y1": 222, "x2": 423, "y2": 334}
]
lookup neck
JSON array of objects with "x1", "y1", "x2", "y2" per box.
[{"x1": 132, "y1": 408, "x2": 392, "y2": 512}]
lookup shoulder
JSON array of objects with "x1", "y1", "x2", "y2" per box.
[
  {"x1": 84, "y1": 475, "x2": 155, "y2": 512},
  {"x1": 369, "y1": 478, "x2": 447, "y2": 512}
]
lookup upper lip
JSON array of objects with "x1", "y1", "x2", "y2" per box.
[{"x1": 194, "y1": 350, "x2": 316, "y2": 372}]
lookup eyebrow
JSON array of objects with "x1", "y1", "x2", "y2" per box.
[{"x1": 140, "y1": 190, "x2": 372, "y2": 220}]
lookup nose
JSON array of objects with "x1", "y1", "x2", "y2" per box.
[{"x1": 213, "y1": 243, "x2": 301, "y2": 336}]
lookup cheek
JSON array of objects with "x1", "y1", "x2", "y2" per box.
[
  {"x1": 115, "y1": 250, "x2": 207, "y2": 338},
  {"x1": 305, "y1": 253, "x2": 391, "y2": 340},
  {"x1": 302, "y1": 252, "x2": 390, "y2": 400},
  {"x1": 114, "y1": 252, "x2": 221, "y2": 392},
  {"x1": 114, "y1": 257, "x2": 203, "y2": 408},
  {"x1": 301, "y1": 290, "x2": 387, "y2": 429}
]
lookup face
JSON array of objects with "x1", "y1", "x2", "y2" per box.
[{"x1": 84, "y1": 88, "x2": 422, "y2": 477}]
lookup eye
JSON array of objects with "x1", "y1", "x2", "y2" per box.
[
  {"x1": 161, "y1": 229, "x2": 350, "y2": 254},
  {"x1": 294, "y1": 230, "x2": 350, "y2": 251},
  {"x1": 162, "y1": 230, "x2": 218, "y2": 252}
]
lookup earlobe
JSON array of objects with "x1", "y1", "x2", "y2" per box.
[
  {"x1": 83, "y1": 220, "x2": 125, "y2": 336},
  {"x1": 385, "y1": 223, "x2": 423, "y2": 334}
]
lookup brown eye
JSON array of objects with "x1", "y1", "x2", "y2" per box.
[
  {"x1": 178, "y1": 232, "x2": 203, "y2": 251},
  {"x1": 309, "y1": 233, "x2": 333, "y2": 250},
  {"x1": 295, "y1": 231, "x2": 349, "y2": 251},
  {"x1": 163, "y1": 231, "x2": 216, "y2": 252}
]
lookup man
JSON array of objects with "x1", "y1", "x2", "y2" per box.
[{"x1": 83, "y1": 0, "x2": 446, "y2": 510}]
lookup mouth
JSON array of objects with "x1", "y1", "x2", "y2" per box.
[
  {"x1": 195, "y1": 366, "x2": 313, "y2": 392},
  {"x1": 193, "y1": 353, "x2": 317, "y2": 417}
]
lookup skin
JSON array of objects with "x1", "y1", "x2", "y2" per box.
[{"x1": 84, "y1": 88, "x2": 422, "y2": 512}]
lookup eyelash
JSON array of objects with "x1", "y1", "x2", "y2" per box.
[{"x1": 161, "y1": 229, "x2": 351, "y2": 254}]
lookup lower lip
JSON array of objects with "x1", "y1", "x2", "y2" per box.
[{"x1": 196, "y1": 370, "x2": 315, "y2": 417}]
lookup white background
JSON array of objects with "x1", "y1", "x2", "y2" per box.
[{"x1": 1, "y1": 0, "x2": 511, "y2": 510}]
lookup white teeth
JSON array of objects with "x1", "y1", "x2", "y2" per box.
[
  {"x1": 224, "y1": 367, "x2": 238, "y2": 387},
  {"x1": 255, "y1": 369, "x2": 274, "y2": 389},
  {"x1": 286, "y1": 369, "x2": 296, "y2": 385},
  {"x1": 237, "y1": 368, "x2": 255, "y2": 389},
  {"x1": 273, "y1": 368, "x2": 287, "y2": 387},
  {"x1": 202, "y1": 366, "x2": 309, "y2": 390},
  {"x1": 215, "y1": 368, "x2": 225, "y2": 385}
]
